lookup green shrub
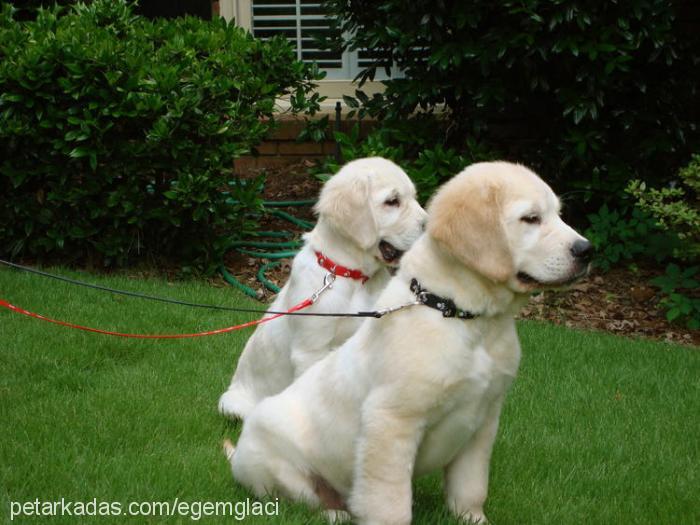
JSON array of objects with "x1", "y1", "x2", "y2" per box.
[
  {"x1": 4, "y1": 0, "x2": 79, "y2": 21},
  {"x1": 627, "y1": 154, "x2": 700, "y2": 261},
  {"x1": 626, "y1": 155, "x2": 700, "y2": 329},
  {"x1": 584, "y1": 204, "x2": 679, "y2": 272},
  {"x1": 650, "y1": 264, "x2": 700, "y2": 330},
  {"x1": 322, "y1": 0, "x2": 700, "y2": 198},
  {"x1": 410, "y1": 138, "x2": 500, "y2": 202},
  {"x1": 0, "y1": 1, "x2": 323, "y2": 270},
  {"x1": 313, "y1": 125, "x2": 408, "y2": 181},
  {"x1": 334, "y1": 126, "x2": 406, "y2": 166}
]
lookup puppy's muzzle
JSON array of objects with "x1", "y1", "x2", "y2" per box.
[
  {"x1": 570, "y1": 239, "x2": 593, "y2": 263},
  {"x1": 379, "y1": 240, "x2": 404, "y2": 264}
]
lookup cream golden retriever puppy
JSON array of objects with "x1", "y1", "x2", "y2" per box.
[
  {"x1": 224, "y1": 161, "x2": 592, "y2": 523},
  {"x1": 218, "y1": 157, "x2": 426, "y2": 420}
]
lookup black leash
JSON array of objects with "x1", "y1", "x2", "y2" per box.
[{"x1": 0, "y1": 259, "x2": 381, "y2": 318}]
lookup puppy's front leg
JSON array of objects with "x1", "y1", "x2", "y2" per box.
[
  {"x1": 290, "y1": 344, "x2": 327, "y2": 378},
  {"x1": 289, "y1": 324, "x2": 335, "y2": 378},
  {"x1": 444, "y1": 396, "x2": 504, "y2": 524},
  {"x1": 349, "y1": 403, "x2": 425, "y2": 525}
]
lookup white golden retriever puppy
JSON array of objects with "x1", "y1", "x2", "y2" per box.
[
  {"x1": 218, "y1": 157, "x2": 426, "y2": 420},
  {"x1": 224, "y1": 161, "x2": 592, "y2": 523}
]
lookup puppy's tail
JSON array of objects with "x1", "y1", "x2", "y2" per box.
[{"x1": 222, "y1": 439, "x2": 236, "y2": 464}]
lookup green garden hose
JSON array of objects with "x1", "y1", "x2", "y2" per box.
[
  {"x1": 227, "y1": 240, "x2": 303, "y2": 250},
  {"x1": 219, "y1": 199, "x2": 315, "y2": 299},
  {"x1": 269, "y1": 209, "x2": 315, "y2": 230},
  {"x1": 254, "y1": 231, "x2": 293, "y2": 237},
  {"x1": 219, "y1": 264, "x2": 258, "y2": 298},
  {"x1": 257, "y1": 261, "x2": 282, "y2": 293},
  {"x1": 262, "y1": 199, "x2": 316, "y2": 208},
  {"x1": 235, "y1": 248, "x2": 299, "y2": 259}
]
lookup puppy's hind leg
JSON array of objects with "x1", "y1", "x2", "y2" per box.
[
  {"x1": 223, "y1": 437, "x2": 324, "y2": 509},
  {"x1": 278, "y1": 468, "x2": 352, "y2": 523},
  {"x1": 274, "y1": 464, "x2": 327, "y2": 508},
  {"x1": 218, "y1": 386, "x2": 256, "y2": 420},
  {"x1": 222, "y1": 438, "x2": 277, "y2": 499},
  {"x1": 312, "y1": 477, "x2": 350, "y2": 523}
]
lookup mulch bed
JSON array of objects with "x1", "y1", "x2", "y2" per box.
[
  {"x1": 259, "y1": 159, "x2": 324, "y2": 202},
  {"x1": 518, "y1": 268, "x2": 699, "y2": 346},
  {"x1": 223, "y1": 163, "x2": 699, "y2": 347}
]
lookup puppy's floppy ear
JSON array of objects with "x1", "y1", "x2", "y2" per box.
[
  {"x1": 428, "y1": 177, "x2": 513, "y2": 283},
  {"x1": 315, "y1": 172, "x2": 378, "y2": 249}
]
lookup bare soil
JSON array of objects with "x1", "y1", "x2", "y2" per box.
[{"x1": 518, "y1": 267, "x2": 699, "y2": 346}]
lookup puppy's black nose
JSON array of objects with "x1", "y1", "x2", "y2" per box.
[{"x1": 571, "y1": 239, "x2": 593, "y2": 261}]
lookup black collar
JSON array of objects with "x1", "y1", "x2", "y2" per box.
[{"x1": 410, "y1": 279, "x2": 479, "y2": 320}]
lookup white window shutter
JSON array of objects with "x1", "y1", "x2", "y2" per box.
[
  {"x1": 251, "y1": 0, "x2": 345, "y2": 78},
  {"x1": 251, "y1": 0, "x2": 400, "y2": 81}
]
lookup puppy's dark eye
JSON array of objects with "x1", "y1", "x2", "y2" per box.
[
  {"x1": 384, "y1": 197, "x2": 400, "y2": 207},
  {"x1": 521, "y1": 214, "x2": 541, "y2": 224}
]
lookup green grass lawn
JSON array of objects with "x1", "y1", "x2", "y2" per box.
[{"x1": 1, "y1": 267, "x2": 698, "y2": 524}]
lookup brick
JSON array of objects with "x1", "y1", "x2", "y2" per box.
[
  {"x1": 255, "y1": 141, "x2": 278, "y2": 155},
  {"x1": 268, "y1": 120, "x2": 306, "y2": 140},
  {"x1": 255, "y1": 157, "x2": 308, "y2": 170},
  {"x1": 322, "y1": 141, "x2": 338, "y2": 156},
  {"x1": 359, "y1": 119, "x2": 379, "y2": 137},
  {"x1": 339, "y1": 120, "x2": 356, "y2": 134},
  {"x1": 278, "y1": 141, "x2": 324, "y2": 155},
  {"x1": 233, "y1": 156, "x2": 257, "y2": 174}
]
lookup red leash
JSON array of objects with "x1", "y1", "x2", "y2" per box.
[{"x1": 0, "y1": 297, "x2": 313, "y2": 339}]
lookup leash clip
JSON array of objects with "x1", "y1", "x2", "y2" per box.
[
  {"x1": 310, "y1": 272, "x2": 336, "y2": 303},
  {"x1": 374, "y1": 300, "x2": 422, "y2": 318},
  {"x1": 415, "y1": 291, "x2": 429, "y2": 304}
]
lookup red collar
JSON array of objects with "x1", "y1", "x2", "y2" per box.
[{"x1": 315, "y1": 251, "x2": 369, "y2": 284}]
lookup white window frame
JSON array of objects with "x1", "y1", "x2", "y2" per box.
[{"x1": 219, "y1": 0, "x2": 391, "y2": 107}]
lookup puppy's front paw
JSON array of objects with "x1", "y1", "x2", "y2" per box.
[{"x1": 457, "y1": 509, "x2": 488, "y2": 524}]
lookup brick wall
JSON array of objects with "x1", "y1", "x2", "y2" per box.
[{"x1": 234, "y1": 114, "x2": 377, "y2": 174}]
